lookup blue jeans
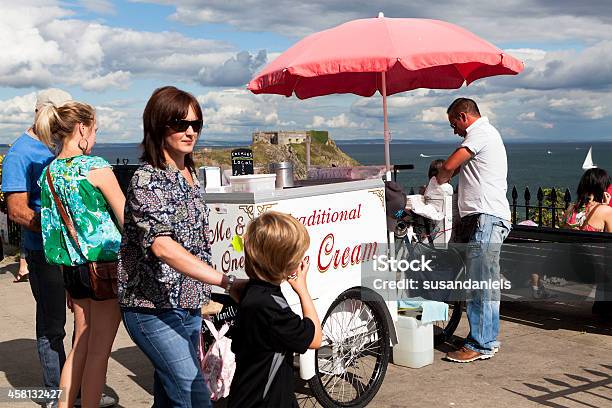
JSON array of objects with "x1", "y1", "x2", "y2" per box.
[
  {"x1": 121, "y1": 307, "x2": 211, "y2": 408},
  {"x1": 25, "y1": 250, "x2": 66, "y2": 393},
  {"x1": 464, "y1": 214, "x2": 511, "y2": 355}
]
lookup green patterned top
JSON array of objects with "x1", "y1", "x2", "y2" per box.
[{"x1": 39, "y1": 155, "x2": 121, "y2": 266}]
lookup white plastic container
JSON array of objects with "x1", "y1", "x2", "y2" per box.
[
  {"x1": 230, "y1": 174, "x2": 276, "y2": 193},
  {"x1": 393, "y1": 313, "x2": 434, "y2": 368},
  {"x1": 198, "y1": 166, "x2": 221, "y2": 190}
]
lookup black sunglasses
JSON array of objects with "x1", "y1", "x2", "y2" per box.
[{"x1": 167, "y1": 118, "x2": 203, "y2": 133}]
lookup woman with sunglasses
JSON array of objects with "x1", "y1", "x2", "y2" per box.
[{"x1": 118, "y1": 86, "x2": 238, "y2": 407}]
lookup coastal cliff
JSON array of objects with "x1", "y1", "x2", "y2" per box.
[{"x1": 193, "y1": 137, "x2": 359, "y2": 179}]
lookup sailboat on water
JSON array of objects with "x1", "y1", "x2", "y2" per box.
[{"x1": 582, "y1": 146, "x2": 597, "y2": 170}]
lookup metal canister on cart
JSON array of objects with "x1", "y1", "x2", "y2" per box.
[{"x1": 269, "y1": 162, "x2": 294, "y2": 189}]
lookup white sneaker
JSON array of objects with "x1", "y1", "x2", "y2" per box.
[
  {"x1": 74, "y1": 394, "x2": 116, "y2": 407},
  {"x1": 98, "y1": 395, "x2": 117, "y2": 408}
]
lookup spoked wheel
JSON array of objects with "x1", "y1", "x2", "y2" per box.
[
  {"x1": 308, "y1": 288, "x2": 390, "y2": 408},
  {"x1": 433, "y1": 300, "x2": 464, "y2": 346}
]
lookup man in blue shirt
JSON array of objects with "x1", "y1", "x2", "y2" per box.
[{"x1": 2, "y1": 89, "x2": 71, "y2": 406}]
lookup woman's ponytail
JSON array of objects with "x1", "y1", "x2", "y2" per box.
[
  {"x1": 34, "y1": 101, "x2": 95, "y2": 155},
  {"x1": 34, "y1": 104, "x2": 61, "y2": 150}
]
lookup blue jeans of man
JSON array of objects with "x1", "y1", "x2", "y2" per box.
[
  {"x1": 25, "y1": 250, "x2": 66, "y2": 391},
  {"x1": 121, "y1": 307, "x2": 212, "y2": 408},
  {"x1": 464, "y1": 214, "x2": 511, "y2": 355}
]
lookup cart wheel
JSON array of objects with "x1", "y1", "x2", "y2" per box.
[
  {"x1": 433, "y1": 300, "x2": 464, "y2": 346},
  {"x1": 308, "y1": 288, "x2": 390, "y2": 408}
]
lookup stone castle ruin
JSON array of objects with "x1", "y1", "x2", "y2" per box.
[{"x1": 252, "y1": 130, "x2": 329, "y2": 145}]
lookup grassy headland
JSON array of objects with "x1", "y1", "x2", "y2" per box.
[{"x1": 193, "y1": 137, "x2": 359, "y2": 179}]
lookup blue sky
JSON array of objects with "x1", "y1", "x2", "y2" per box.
[{"x1": 1, "y1": 0, "x2": 611, "y2": 144}]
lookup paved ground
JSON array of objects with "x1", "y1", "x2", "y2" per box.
[{"x1": 1, "y1": 254, "x2": 610, "y2": 408}]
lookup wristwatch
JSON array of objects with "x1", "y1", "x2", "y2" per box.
[{"x1": 224, "y1": 274, "x2": 236, "y2": 294}]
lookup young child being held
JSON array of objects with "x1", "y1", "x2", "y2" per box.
[
  {"x1": 408, "y1": 159, "x2": 454, "y2": 221},
  {"x1": 423, "y1": 159, "x2": 454, "y2": 212},
  {"x1": 228, "y1": 211, "x2": 322, "y2": 408}
]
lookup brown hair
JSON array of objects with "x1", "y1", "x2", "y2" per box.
[
  {"x1": 141, "y1": 86, "x2": 202, "y2": 171},
  {"x1": 447, "y1": 97, "x2": 481, "y2": 118},
  {"x1": 244, "y1": 211, "x2": 310, "y2": 284},
  {"x1": 35, "y1": 101, "x2": 95, "y2": 154},
  {"x1": 428, "y1": 159, "x2": 445, "y2": 179}
]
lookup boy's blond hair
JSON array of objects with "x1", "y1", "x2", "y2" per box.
[{"x1": 244, "y1": 211, "x2": 310, "y2": 283}]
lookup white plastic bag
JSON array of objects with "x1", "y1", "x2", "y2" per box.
[{"x1": 199, "y1": 318, "x2": 236, "y2": 400}]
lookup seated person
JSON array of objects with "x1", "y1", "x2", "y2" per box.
[
  {"x1": 406, "y1": 160, "x2": 453, "y2": 221},
  {"x1": 400, "y1": 161, "x2": 455, "y2": 243},
  {"x1": 423, "y1": 159, "x2": 454, "y2": 214},
  {"x1": 564, "y1": 168, "x2": 612, "y2": 232}
]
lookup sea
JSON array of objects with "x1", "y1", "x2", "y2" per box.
[{"x1": 2, "y1": 141, "x2": 611, "y2": 200}]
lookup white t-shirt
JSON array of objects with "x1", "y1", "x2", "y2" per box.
[{"x1": 458, "y1": 117, "x2": 511, "y2": 221}]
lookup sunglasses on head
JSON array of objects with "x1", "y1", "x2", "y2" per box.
[{"x1": 167, "y1": 118, "x2": 203, "y2": 133}]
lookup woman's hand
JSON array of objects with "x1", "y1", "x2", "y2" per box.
[{"x1": 287, "y1": 258, "x2": 310, "y2": 295}]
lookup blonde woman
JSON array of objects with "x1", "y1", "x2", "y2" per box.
[{"x1": 37, "y1": 101, "x2": 124, "y2": 408}]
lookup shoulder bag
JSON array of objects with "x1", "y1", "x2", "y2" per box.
[{"x1": 46, "y1": 169, "x2": 118, "y2": 300}]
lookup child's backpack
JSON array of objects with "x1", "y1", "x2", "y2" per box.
[{"x1": 199, "y1": 318, "x2": 236, "y2": 400}]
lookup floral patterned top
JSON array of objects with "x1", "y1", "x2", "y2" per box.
[
  {"x1": 117, "y1": 164, "x2": 212, "y2": 309},
  {"x1": 39, "y1": 155, "x2": 121, "y2": 266}
]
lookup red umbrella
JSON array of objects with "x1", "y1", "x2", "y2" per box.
[{"x1": 248, "y1": 13, "x2": 524, "y2": 171}]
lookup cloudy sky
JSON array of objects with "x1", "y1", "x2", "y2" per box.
[{"x1": 1, "y1": 0, "x2": 611, "y2": 144}]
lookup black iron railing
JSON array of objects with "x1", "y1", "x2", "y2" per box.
[{"x1": 510, "y1": 186, "x2": 573, "y2": 228}]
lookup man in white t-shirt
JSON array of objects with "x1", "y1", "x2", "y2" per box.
[{"x1": 436, "y1": 98, "x2": 512, "y2": 363}]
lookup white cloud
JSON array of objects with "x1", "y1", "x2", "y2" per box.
[
  {"x1": 197, "y1": 89, "x2": 283, "y2": 135},
  {"x1": 547, "y1": 91, "x2": 611, "y2": 120},
  {"x1": 310, "y1": 113, "x2": 362, "y2": 129},
  {"x1": 505, "y1": 48, "x2": 547, "y2": 62},
  {"x1": 418, "y1": 107, "x2": 447, "y2": 122},
  {"x1": 0, "y1": 2, "x2": 67, "y2": 88},
  {"x1": 143, "y1": 0, "x2": 612, "y2": 43},
  {"x1": 78, "y1": 0, "x2": 116, "y2": 14},
  {"x1": 508, "y1": 41, "x2": 612, "y2": 90},
  {"x1": 82, "y1": 71, "x2": 131, "y2": 92},
  {"x1": 0, "y1": 1, "x2": 265, "y2": 91},
  {"x1": 0, "y1": 92, "x2": 140, "y2": 143},
  {"x1": 95, "y1": 106, "x2": 129, "y2": 134},
  {"x1": 518, "y1": 112, "x2": 536, "y2": 121},
  {"x1": 198, "y1": 51, "x2": 267, "y2": 87},
  {"x1": 584, "y1": 106, "x2": 606, "y2": 120},
  {"x1": 0, "y1": 93, "x2": 37, "y2": 140}
]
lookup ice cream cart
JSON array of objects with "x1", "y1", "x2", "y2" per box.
[{"x1": 205, "y1": 178, "x2": 397, "y2": 407}]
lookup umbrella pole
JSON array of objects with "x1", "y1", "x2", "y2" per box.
[{"x1": 382, "y1": 72, "x2": 391, "y2": 173}]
